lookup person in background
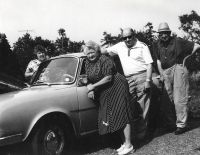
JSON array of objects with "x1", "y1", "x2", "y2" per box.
[
  {"x1": 155, "y1": 22, "x2": 200, "y2": 135},
  {"x1": 25, "y1": 45, "x2": 47, "y2": 81},
  {"x1": 102, "y1": 28, "x2": 153, "y2": 144},
  {"x1": 82, "y1": 41, "x2": 134, "y2": 155}
]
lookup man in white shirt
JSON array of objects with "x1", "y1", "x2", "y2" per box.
[{"x1": 102, "y1": 28, "x2": 153, "y2": 143}]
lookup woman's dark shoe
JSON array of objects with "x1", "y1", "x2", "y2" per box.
[{"x1": 174, "y1": 127, "x2": 187, "y2": 135}]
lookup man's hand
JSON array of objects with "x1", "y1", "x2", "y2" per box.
[
  {"x1": 159, "y1": 76, "x2": 165, "y2": 83},
  {"x1": 88, "y1": 91, "x2": 95, "y2": 100}
]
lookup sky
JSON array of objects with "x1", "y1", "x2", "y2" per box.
[{"x1": 0, "y1": 0, "x2": 200, "y2": 47}]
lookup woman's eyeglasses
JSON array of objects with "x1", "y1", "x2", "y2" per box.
[{"x1": 123, "y1": 35, "x2": 133, "y2": 41}]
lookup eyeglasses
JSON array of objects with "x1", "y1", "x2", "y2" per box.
[
  {"x1": 158, "y1": 31, "x2": 170, "y2": 36},
  {"x1": 122, "y1": 35, "x2": 133, "y2": 41}
]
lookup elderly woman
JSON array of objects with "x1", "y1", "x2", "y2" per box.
[
  {"x1": 82, "y1": 41, "x2": 134, "y2": 155},
  {"x1": 25, "y1": 45, "x2": 47, "y2": 80}
]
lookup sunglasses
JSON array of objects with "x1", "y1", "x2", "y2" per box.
[
  {"x1": 122, "y1": 35, "x2": 133, "y2": 41},
  {"x1": 158, "y1": 31, "x2": 170, "y2": 36}
]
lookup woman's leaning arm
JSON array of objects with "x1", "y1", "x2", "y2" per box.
[
  {"x1": 101, "y1": 48, "x2": 109, "y2": 55},
  {"x1": 192, "y1": 43, "x2": 200, "y2": 54},
  {"x1": 87, "y1": 75, "x2": 113, "y2": 92}
]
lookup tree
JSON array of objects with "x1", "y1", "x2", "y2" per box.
[
  {"x1": 179, "y1": 10, "x2": 200, "y2": 44},
  {"x1": 68, "y1": 40, "x2": 85, "y2": 53},
  {"x1": 55, "y1": 37, "x2": 69, "y2": 55},
  {"x1": 0, "y1": 34, "x2": 24, "y2": 80},
  {"x1": 101, "y1": 31, "x2": 121, "y2": 47},
  {"x1": 56, "y1": 28, "x2": 84, "y2": 54},
  {"x1": 0, "y1": 34, "x2": 11, "y2": 73},
  {"x1": 56, "y1": 28, "x2": 70, "y2": 55},
  {"x1": 136, "y1": 22, "x2": 157, "y2": 52},
  {"x1": 58, "y1": 28, "x2": 67, "y2": 51},
  {"x1": 179, "y1": 10, "x2": 200, "y2": 73},
  {"x1": 13, "y1": 33, "x2": 35, "y2": 74}
]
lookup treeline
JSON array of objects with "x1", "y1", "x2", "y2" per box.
[
  {"x1": 0, "y1": 10, "x2": 199, "y2": 81},
  {"x1": 0, "y1": 29, "x2": 85, "y2": 81}
]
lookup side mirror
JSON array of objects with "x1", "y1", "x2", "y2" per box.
[{"x1": 78, "y1": 75, "x2": 88, "y2": 86}]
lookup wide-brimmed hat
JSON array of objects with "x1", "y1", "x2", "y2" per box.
[{"x1": 157, "y1": 22, "x2": 171, "y2": 33}]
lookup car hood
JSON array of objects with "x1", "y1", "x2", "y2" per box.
[{"x1": 0, "y1": 85, "x2": 74, "y2": 110}]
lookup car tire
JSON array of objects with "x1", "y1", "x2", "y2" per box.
[{"x1": 31, "y1": 122, "x2": 69, "y2": 155}]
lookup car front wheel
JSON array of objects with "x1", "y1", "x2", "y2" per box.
[{"x1": 32, "y1": 123, "x2": 66, "y2": 155}]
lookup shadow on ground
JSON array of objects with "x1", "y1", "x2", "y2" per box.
[{"x1": 134, "y1": 117, "x2": 200, "y2": 151}]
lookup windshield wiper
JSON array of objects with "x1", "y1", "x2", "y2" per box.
[
  {"x1": 33, "y1": 81, "x2": 51, "y2": 86},
  {"x1": 24, "y1": 83, "x2": 31, "y2": 88}
]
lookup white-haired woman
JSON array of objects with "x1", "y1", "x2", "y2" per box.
[{"x1": 82, "y1": 41, "x2": 134, "y2": 155}]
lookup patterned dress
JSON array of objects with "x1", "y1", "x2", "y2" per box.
[
  {"x1": 85, "y1": 55, "x2": 132, "y2": 135},
  {"x1": 25, "y1": 59, "x2": 41, "y2": 74}
]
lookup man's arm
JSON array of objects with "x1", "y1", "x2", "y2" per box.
[
  {"x1": 101, "y1": 42, "x2": 120, "y2": 57},
  {"x1": 192, "y1": 43, "x2": 200, "y2": 54},
  {"x1": 101, "y1": 48, "x2": 109, "y2": 55},
  {"x1": 101, "y1": 48, "x2": 117, "y2": 57},
  {"x1": 183, "y1": 43, "x2": 200, "y2": 66},
  {"x1": 157, "y1": 60, "x2": 164, "y2": 82},
  {"x1": 144, "y1": 63, "x2": 152, "y2": 91},
  {"x1": 146, "y1": 63, "x2": 152, "y2": 80}
]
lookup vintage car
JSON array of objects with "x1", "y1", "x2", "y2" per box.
[{"x1": 0, "y1": 53, "x2": 162, "y2": 155}]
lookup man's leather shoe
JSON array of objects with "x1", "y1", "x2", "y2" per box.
[
  {"x1": 174, "y1": 127, "x2": 187, "y2": 135},
  {"x1": 132, "y1": 137, "x2": 146, "y2": 146},
  {"x1": 163, "y1": 125, "x2": 176, "y2": 133}
]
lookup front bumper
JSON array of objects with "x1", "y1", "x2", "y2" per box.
[{"x1": 0, "y1": 134, "x2": 22, "y2": 147}]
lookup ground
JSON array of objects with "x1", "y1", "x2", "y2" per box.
[{"x1": 1, "y1": 118, "x2": 200, "y2": 155}]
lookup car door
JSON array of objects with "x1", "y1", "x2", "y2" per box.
[{"x1": 76, "y1": 59, "x2": 98, "y2": 134}]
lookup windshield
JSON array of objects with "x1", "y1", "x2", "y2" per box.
[{"x1": 32, "y1": 57, "x2": 78, "y2": 85}]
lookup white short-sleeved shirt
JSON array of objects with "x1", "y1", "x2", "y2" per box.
[{"x1": 107, "y1": 40, "x2": 153, "y2": 76}]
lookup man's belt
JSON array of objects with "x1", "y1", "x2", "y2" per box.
[{"x1": 125, "y1": 70, "x2": 146, "y2": 78}]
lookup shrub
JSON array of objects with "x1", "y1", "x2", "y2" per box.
[{"x1": 188, "y1": 72, "x2": 200, "y2": 118}]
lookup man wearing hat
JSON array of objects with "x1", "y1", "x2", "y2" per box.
[
  {"x1": 102, "y1": 28, "x2": 153, "y2": 144},
  {"x1": 155, "y1": 22, "x2": 200, "y2": 135}
]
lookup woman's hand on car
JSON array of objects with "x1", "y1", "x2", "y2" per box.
[{"x1": 88, "y1": 91, "x2": 95, "y2": 100}]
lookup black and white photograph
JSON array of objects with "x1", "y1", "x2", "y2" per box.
[{"x1": 0, "y1": 0, "x2": 200, "y2": 154}]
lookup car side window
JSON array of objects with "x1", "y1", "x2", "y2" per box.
[{"x1": 80, "y1": 59, "x2": 86, "y2": 75}]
